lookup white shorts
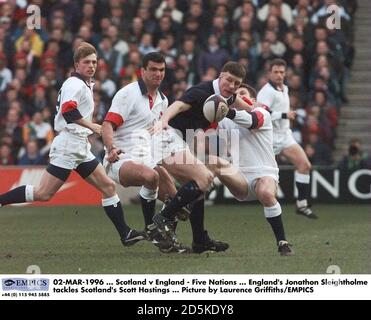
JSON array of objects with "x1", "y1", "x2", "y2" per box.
[
  {"x1": 273, "y1": 129, "x2": 298, "y2": 155},
  {"x1": 239, "y1": 170, "x2": 279, "y2": 202},
  {"x1": 152, "y1": 127, "x2": 188, "y2": 165},
  {"x1": 103, "y1": 153, "x2": 156, "y2": 185},
  {"x1": 49, "y1": 132, "x2": 95, "y2": 170}
]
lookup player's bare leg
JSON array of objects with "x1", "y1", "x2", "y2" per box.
[
  {"x1": 118, "y1": 161, "x2": 159, "y2": 189},
  {"x1": 0, "y1": 169, "x2": 65, "y2": 207},
  {"x1": 207, "y1": 155, "x2": 249, "y2": 201},
  {"x1": 34, "y1": 171, "x2": 66, "y2": 201},
  {"x1": 281, "y1": 144, "x2": 311, "y2": 175},
  {"x1": 85, "y1": 163, "x2": 146, "y2": 246},
  {"x1": 255, "y1": 176, "x2": 294, "y2": 256},
  {"x1": 281, "y1": 144, "x2": 317, "y2": 219},
  {"x1": 118, "y1": 161, "x2": 160, "y2": 229},
  {"x1": 156, "y1": 165, "x2": 177, "y2": 202},
  {"x1": 161, "y1": 149, "x2": 214, "y2": 192}
]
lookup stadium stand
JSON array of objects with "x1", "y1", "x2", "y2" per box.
[
  {"x1": 0, "y1": 0, "x2": 360, "y2": 166},
  {"x1": 334, "y1": 0, "x2": 371, "y2": 163}
]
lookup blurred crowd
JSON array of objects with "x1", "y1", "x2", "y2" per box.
[{"x1": 0, "y1": 0, "x2": 359, "y2": 167}]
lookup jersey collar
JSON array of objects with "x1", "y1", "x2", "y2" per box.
[
  {"x1": 71, "y1": 72, "x2": 93, "y2": 89},
  {"x1": 268, "y1": 80, "x2": 285, "y2": 92},
  {"x1": 138, "y1": 78, "x2": 165, "y2": 100}
]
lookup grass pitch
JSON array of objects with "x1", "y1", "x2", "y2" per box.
[{"x1": 0, "y1": 204, "x2": 370, "y2": 274}]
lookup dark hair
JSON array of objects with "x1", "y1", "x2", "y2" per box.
[
  {"x1": 73, "y1": 41, "x2": 97, "y2": 63},
  {"x1": 239, "y1": 83, "x2": 257, "y2": 99},
  {"x1": 142, "y1": 52, "x2": 166, "y2": 69},
  {"x1": 269, "y1": 58, "x2": 287, "y2": 71},
  {"x1": 221, "y1": 61, "x2": 246, "y2": 79}
]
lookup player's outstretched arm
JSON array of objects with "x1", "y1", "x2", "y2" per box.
[
  {"x1": 74, "y1": 118, "x2": 101, "y2": 135},
  {"x1": 150, "y1": 100, "x2": 191, "y2": 134},
  {"x1": 162, "y1": 101, "x2": 191, "y2": 124}
]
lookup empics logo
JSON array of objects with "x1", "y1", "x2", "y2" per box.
[
  {"x1": 2, "y1": 278, "x2": 49, "y2": 291},
  {"x1": 3, "y1": 279, "x2": 16, "y2": 286}
]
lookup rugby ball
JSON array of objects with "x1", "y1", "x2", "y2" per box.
[{"x1": 203, "y1": 94, "x2": 229, "y2": 123}]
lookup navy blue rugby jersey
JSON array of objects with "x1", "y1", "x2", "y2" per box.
[{"x1": 169, "y1": 80, "x2": 236, "y2": 138}]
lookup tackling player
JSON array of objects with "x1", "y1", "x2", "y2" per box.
[{"x1": 210, "y1": 84, "x2": 293, "y2": 256}]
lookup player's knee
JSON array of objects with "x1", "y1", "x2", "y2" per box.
[
  {"x1": 297, "y1": 159, "x2": 311, "y2": 173},
  {"x1": 206, "y1": 170, "x2": 214, "y2": 185},
  {"x1": 103, "y1": 179, "x2": 116, "y2": 196},
  {"x1": 196, "y1": 171, "x2": 213, "y2": 192},
  {"x1": 235, "y1": 190, "x2": 248, "y2": 202},
  {"x1": 258, "y1": 188, "x2": 276, "y2": 206},
  {"x1": 142, "y1": 169, "x2": 159, "y2": 186}
]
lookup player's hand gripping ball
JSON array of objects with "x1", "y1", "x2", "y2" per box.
[{"x1": 203, "y1": 94, "x2": 229, "y2": 123}]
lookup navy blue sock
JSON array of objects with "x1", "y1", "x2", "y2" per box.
[
  {"x1": 165, "y1": 196, "x2": 178, "y2": 231},
  {"x1": 189, "y1": 198, "x2": 206, "y2": 243},
  {"x1": 161, "y1": 180, "x2": 203, "y2": 219},
  {"x1": 296, "y1": 182, "x2": 309, "y2": 201},
  {"x1": 266, "y1": 215, "x2": 286, "y2": 244},
  {"x1": 0, "y1": 186, "x2": 26, "y2": 206},
  {"x1": 140, "y1": 196, "x2": 156, "y2": 227},
  {"x1": 103, "y1": 201, "x2": 130, "y2": 240}
]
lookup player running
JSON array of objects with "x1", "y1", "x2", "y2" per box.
[{"x1": 257, "y1": 59, "x2": 317, "y2": 219}]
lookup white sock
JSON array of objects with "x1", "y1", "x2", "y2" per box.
[
  {"x1": 25, "y1": 185, "x2": 34, "y2": 202},
  {"x1": 264, "y1": 202, "x2": 282, "y2": 218},
  {"x1": 296, "y1": 199, "x2": 308, "y2": 208},
  {"x1": 295, "y1": 171, "x2": 310, "y2": 184},
  {"x1": 139, "y1": 186, "x2": 158, "y2": 200},
  {"x1": 102, "y1": 194, "x2": 120, "y2": 207}
]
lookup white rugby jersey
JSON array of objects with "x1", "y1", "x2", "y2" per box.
[
  {"x1": 257, "y1": 82, "x2": 290, "y2": 133},
  {"x1": 54, "y1": 73, "x2": 94, "y2": 136},
  {"x1": 104, "y1": 79, "x2": 168, "y2": 156},
  {"x1": 219, "y1": 107, "x2": 278, "y2": 175}
]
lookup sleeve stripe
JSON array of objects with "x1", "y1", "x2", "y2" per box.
[
  {"x1": 204, "y1": 122, "x2": 218, "y2": 131},
  {"x1": 63, "y1": 109, "x2": 83, "y2": 124},
  {"x1": 104, "y1": 112, "x2": 124, "y2": 129},
  {"x1": 250, "y1": 110, "x2": 264, "y2": 129},
  {"x1": 261, "y1": 104, "x2": 271, "y2": 113},
  {"x1": 250, "y1": 112, "x2": 258, "y2": 128},
  {"x1": 61, "y1": 100, "x2": 78, "y2": 114}
]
